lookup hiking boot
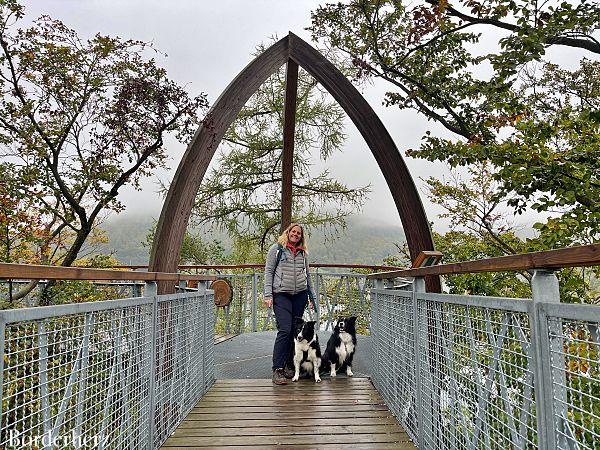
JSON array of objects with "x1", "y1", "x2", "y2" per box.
[
  {"x1": 272, "y1": 368, "x2": 288, "y2": 385},
  {"x1": 284, "y1": 366, "x2": 295, "y2": 379}
]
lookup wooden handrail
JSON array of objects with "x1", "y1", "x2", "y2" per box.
[
  {"x1": 367, "y1": 244, "x2": 600, "y2": 280},
  {"x1": 114, "y1": 263, "x2": 402, "y2": 271},
  {"x1": 0, "y1": 263, "x2": 216, "y2": 282}
]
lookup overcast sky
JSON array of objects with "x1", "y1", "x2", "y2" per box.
[{"x1": 20, "y1": 0, "x2": 560, "y2": 233}]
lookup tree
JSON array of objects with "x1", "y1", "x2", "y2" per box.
[
  {"x1": 385, "y1": 163, "x2": 599, "y2": 302},
  {"x1": 189, "y1": 41, "x2": 370, "y2": 255},
  {"x1": 0, "y1": 1, "x2": 208, "y2": 302},
  {"x1": 144, "y1": 224, "x2": 226, "y2": 266},
  {"x1": 310, "y1": 0, "x2": 600, "y2": 246}
]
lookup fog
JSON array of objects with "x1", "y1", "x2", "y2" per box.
[{"x1": 21, "y1": 0, "x2": 553, "y2": 232}]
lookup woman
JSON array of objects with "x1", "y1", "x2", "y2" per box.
[{"x1": 264, "y1": 223, "x2": 317, "y2": 385}]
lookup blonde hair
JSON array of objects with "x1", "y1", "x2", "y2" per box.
[{"x1": 277, "y1": 222, "x2": 308, "y2": 251}]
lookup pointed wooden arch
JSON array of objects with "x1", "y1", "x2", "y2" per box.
[{"x1": 150, "y1": 33, "x2": 439, "y2": 291}]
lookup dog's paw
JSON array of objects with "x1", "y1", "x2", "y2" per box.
[
  {"x1": 346, "y1": 368, "x2": 354, "y2": 377},
  {"x1": 315, "y1": 376, "x2": 322, "y2": 383},
  {"x1": 292, "y1": 375, "x2": 299, "y2": 382},
  {"x1": 330, "y1": 371, "x2": 336, "y2": 378}
]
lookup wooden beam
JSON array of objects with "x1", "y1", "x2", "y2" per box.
[
  {"x1": 148, "y1": 36, "x2": 290, "y2": 293},
  {"x1": 0, "y1": 263, "x2": 216, "y2": 282},
  {"x1": 281, "y1": 59, "x2": 299, "y2": 233},
  {"x1": 150, "y1": 33, "x2": 438, "y2": 293},
  {"x1": 287, "y1": 33, "x2": 440, "y2": 292},
  {"x1": 116, "y1": 263, "x2": 404, "y2": 271},
  {"x1": 368, "y1": 243, "x2": 600, "y2": 279}
]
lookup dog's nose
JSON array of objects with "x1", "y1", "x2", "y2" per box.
[{"x1": 297, "y1": 334, "x2": 303, "y2": 340}]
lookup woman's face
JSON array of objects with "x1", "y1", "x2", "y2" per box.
[{"x1": 288, "y1": 226, "x2": 302, "y2": 244}]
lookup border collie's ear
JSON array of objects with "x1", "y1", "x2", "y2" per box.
[
  {"x1": 307, "y1": 321, "x2": 317, "y2": 327},
  {"x1": 348, "y1": 316, "x2": 357, "y2": 325},
  {"x1": 294, "y1": 317, "x2": 305, "y2": 326}
]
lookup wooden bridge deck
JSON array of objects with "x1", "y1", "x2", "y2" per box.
[{"x1": 162, "y1": 378, "x2": 416, "y2": 449}]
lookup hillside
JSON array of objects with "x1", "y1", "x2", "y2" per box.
[{"x1": 98, "y1": 214, "x2": 406, "y2": 266}]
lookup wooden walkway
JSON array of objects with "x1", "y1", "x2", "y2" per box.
[{"x1": 162, "y1": 378, "x2": 416, "y2": 449}]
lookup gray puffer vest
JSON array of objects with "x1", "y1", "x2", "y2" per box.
[{"x1": 263, "y1": 243, "x2": 316, "y2": 302}]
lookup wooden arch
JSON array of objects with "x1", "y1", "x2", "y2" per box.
[{"x1": 150, "y1": 33, "x2": 439, "y2": 291}]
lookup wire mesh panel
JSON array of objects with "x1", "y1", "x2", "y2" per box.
[
  {"x1": 540, "y1": 303, "x2": 600, "y2": 450},
  {"x1": 0, "y1": 298, "x2": 154, "y2": 449},
  {"x1": 152, "y1": 291, "x2": 215, "y2": 448},
  {"x1": 417, "y1": 294, "x2": 537, "y2": 450},
  {"x1": 314, "y1": 273, "x2": 371, "y2": 334},
  {"x1": 0, "y1": 288, "x2": 214, "y2": 450},
  {"x1": 210, "y1": 272, "x2": 371, "y2": 334},
  {"x1": 371, "y1": 288, "x2": 418, "y2": 442},
  {"x1": 0, "y1": 281, "x2": 146, "y2": 308},
  {"x1": 371, "y1": 287, "x2": 539, "y2": 450}
]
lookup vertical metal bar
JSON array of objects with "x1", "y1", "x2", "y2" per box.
[
  {"x1": 75, "y1": 314, "x2": 92, "y2": 449},
  {"x1": 240, "y1": 279, "x2": 248, "y2": 333},
  {"x1": 133, "y1": 282, "x2": 143, "y2": 298},
  {"x1": 315, "y1": 269, "x2": 320, "y2": 330},
  {"x1": 0, "y1": 316, "x2": 5, "y2": 425},
  {"x1": 326, "y1": 277, "x2": 343, "y2": 331},
  {"x1": 225, "y1": 304, "x2": 231, "y2": 335},
  {"x1": 252, "y1": 270, "x2": 258, "y2": 332},
  {"x1": 170, "y1": 298, "x2": 182, "y2": 430},
  {"x1": 530, "y1": 269, "x2": 567, "y2": 450},
  {"x1": 38, "y1": 321, "x2": 51, "y2": 449},
  {"x1": 281, "y1": 58, "x2": 299, "y2": 232},
  {"x1": 146, "y1": 281, "x2": 158, "y2": 450},
  {"x1": 199, "y1": 282, "x2": 208, "y2": 393},
  {"x1": 97, "y1": 311, "x2": 124, "y2": 450},
  {"x1": 370, "y1": 286, "x2": 378, "y2": 385},
  {"x1": 413, "y1": 277, "x2": 426, "y2": 449}
]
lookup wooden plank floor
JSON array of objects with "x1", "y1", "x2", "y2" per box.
[{"x1": 162, "y1": 378, "x2": 417, "y2": 449}]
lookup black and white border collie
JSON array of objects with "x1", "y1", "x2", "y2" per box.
[
  {"x1": 323, "y1": 316, "x2": 357, "y2": 377},
  {"x1": 292, "y1": 319, "x2": 322, "y2": 383}
]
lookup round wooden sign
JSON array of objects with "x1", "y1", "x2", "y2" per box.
[{"x1": 212, "y1": 278, "x2": 233, "y2": 307}]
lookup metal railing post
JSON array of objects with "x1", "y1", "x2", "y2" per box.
[
  {"x1": 197, "y1": 281, "x2": 208, "y2": 393},
  {"x1": 145, "y1": 281, "x2": 158, "y2": 450},
  {"x1": 0, "y1": 316, "x2": 4, "y2": 426},
  {"x1": 75, "y1": 314, "x2": 91, "y2": 447},
  {"x1": 133, "y1": 281, "x2": 143, "y2": 298},
  {"x1": 530, "y1": 269, "x2": 565, "y2": 450},
  {"x1": 38, "y1": 322, "x2": 51, "y2": 449},
  {"x1": 412, "y1": 276, "x2": 426, "y2": 449},
  {"x1": 315, "y1": 269, "x2": 320, "y2": 330},
  {"x1": 252, "y1": 270, "x2": 258, "y2": 332}
]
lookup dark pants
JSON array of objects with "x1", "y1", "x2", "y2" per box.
[{"x1": 272, "y1": 290, "x2": 308, "y2": 370}]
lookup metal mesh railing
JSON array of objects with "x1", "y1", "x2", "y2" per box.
[
  {"x1": 317, "y1": 273, "x2": 371, "y2": 333},
  {"x1": 209, "y1": 271, "x2": 372, "y2": 335},
  {"x1": 417, "y1": 294, "x2": 537, "y2": 450},
  {"x1": 371, "y1": 277, "x2": 600, "y2": 450},
  {"x1": 540, "y1": 303, "x2": 600, "y2": 450},
  {"x1": 0, "y1": 281, "x2": 147, "y2": 308},
  {"x1": 0, "y1": 286, "x2": 214, "y2": 449},
  {"x1": 371, "y1": 288, "x2": 418, "y2": 440}
]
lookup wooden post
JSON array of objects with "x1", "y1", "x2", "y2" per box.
[{"x1": 281, "y1": 58, "x2": 299, "y2": 233}]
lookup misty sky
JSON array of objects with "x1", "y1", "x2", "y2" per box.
[{"x1": 20, "y1": 0, "x2": 562, "y2": 233}]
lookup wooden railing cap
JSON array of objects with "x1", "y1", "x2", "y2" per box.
[
  {"x1": 367, "y1": 244, "x2": 600, "y2": 280},
  {"x1": 0, "y1": 263, "x2": 216, "y2": 282}
]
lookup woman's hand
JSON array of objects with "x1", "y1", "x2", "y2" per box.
[{"x1": 264, "y1": 296, "x2": 273, "y2": 308}]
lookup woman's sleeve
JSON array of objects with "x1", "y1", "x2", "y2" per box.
[{"x1": 263, "y1": 244, "x2": 277, "y2": 298}]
